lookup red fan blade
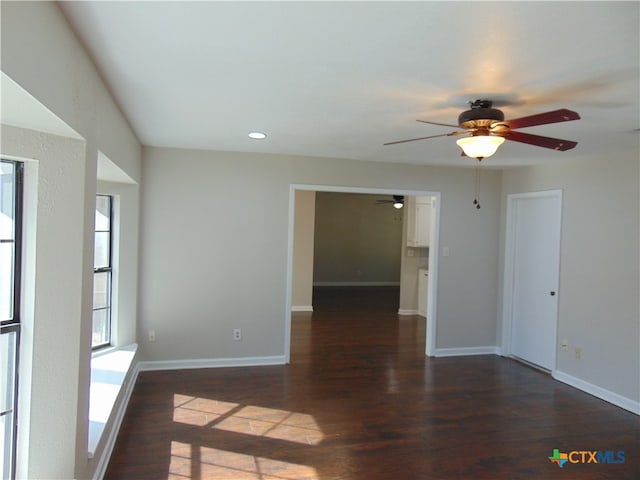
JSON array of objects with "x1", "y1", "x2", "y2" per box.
[
  {"x1": 503, "y1": 109, "x2": 580, "y2": 129},
  {"x1": 383, "y1": 131, "x2": 466, "y2": 146},
  {"x1": 506, "y1": 131, "x2": 577, "y2": 151},
  {"x1": 416, "y1": 119, "x2": 460, "y2": 128}
]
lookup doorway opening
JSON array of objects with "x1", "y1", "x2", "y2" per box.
[
  {"x1": 285, "y1": 185, "x2": 440, "y2": 363},
  {"x1": 312, "y1": 191, "x2": 404, "y2": 314}
]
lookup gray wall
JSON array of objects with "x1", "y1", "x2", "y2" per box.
[
  {"x1": 292, "y1": 190, "x2": 315, "y2": 309},
  {"x1": 139, "y1": 146, "x2": 640, "y2": 407},
  {"x1": 501, "y1": 151, "x2": 639, "y2": 403},
  {"x1": 313, "y1": 192, "x2": 403, "y2": 285},
  {"x1": 139, "y1": 146, "x2": 503, "y2": 362}
]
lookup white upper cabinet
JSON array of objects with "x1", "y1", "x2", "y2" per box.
[{"x1": 407, "y1": 196, "x2": 432, "y2": 247}]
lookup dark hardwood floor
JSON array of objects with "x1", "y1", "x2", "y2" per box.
[
  {"x1": 311, "y1": 286, "x2": 400, "y2": 313},
  {"x1": 106, "y1": 287, "x2": 639, "y2": 479}
]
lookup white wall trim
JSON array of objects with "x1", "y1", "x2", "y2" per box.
[
  {"x1": 434, "y1": 346, "x2": 501, "y2": 357},
  {"x1": 424, "y1": 194, "x2": 440, "y2": 357},
  {"x1": 398, "y1": 309, "x2": 419, "y2": 315},
  {"x1": 92, "y1": 361, "x2": 141, "y2": 480},
  {"x1": 291, "y1": 306, "x2": 313, "y2": 312},
  {"x1": 138, "y1": 355, "x2": 287, "y2": 372},
  {"x1": 553, "y1": 370, "x2": 640, "y2": 415},
  {"x1": 313, "y1": 281, "x2": 400, "y2": 287},
  {"x1": 286, "y1": 184, "x2": 442, "y2": 362}
]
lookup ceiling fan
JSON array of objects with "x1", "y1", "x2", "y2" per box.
[
  {"x1": 384, "y1": 99, "x2": 580, "y2": 160},
  {"x1": 384, "y1": 100, "x2": 580, "y2": 209},
  {"x1": 376, "y1": 195, "x2": 404, "y2": 209}
]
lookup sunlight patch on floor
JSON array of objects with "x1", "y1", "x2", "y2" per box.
[
  {"x1": 214, "y1": 406, "x2": 324, "y2": 446},
  {"x1": 173, "y1": 394, "x2": 239, "y2": 427},
  {"x1": 173, "y1": 395, "x2": 324, "y2": 446},
  {"x1": 169, "y1": 441, "x2": 319, "y2": 480}
]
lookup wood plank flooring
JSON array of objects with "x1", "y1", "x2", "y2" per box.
[{"x1": 106, "y1": 287, "x2": 639, "y2": 479}]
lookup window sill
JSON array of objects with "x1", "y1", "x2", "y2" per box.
[{"x1": 88, "y1": 343, "x2": 137, "y2": 457}]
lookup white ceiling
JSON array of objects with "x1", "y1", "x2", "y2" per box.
[{"x1": 58, "y1": 1, "x2": 639, "y2": 168}]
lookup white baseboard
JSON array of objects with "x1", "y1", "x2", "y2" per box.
[
  {"x1": 398, "y1": 309, "x2": 419, "y2": 315},
  {"x1": 291, "y1": 305, "x2": 313, "y2": 312},
  {"x1": 313, "y1": 281, "x2": 400, "y2": 287},
  {"x1": 553, "y1": 370, "x2": 640, "y2": 415},
  {"x1": 434, "y1": 346, "x2": 501, "y2": 357},
  {"x1": 137, "y1": 355, "x2": 287, "y2": 372}
]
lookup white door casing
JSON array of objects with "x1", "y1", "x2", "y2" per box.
[
  {"x1": 502, "y1": 190, "x2": 562, "y2": 371},
  {"x1": 285, "y1": 185, "x2": 441, "y2": 362}
]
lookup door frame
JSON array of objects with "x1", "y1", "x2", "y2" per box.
[
  {"x1": 501, "y1": 189, "x2": 562, "y2": 371},
  {"x1": 285, "y1": 184, "x2": 441, "y2": 362}
]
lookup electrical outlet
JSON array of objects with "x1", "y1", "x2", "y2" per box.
[
  {"x1": 149, "y1": 330, "x2": 156, "y2": 342},
  {"x1": 233, "y1": 328, "x2": 242, "y2": 341},
  {"x1": 574, "y1": 347, "x2": 582, "y2": 359},
  {"x1": 561, "y1": 340, "x2": 569, "y2": 351}
]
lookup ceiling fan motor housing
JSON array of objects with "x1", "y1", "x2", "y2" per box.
[{"x1": 458, "y1": 100, "x2": 505, "y2": 131}]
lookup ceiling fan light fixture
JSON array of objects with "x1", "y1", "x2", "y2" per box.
[
  {"x1": 456, "y1": 135, "x2": 505, "y2": 159},
  {"x1": 393, "y1": 200, "x2": 404, "y2": 209}
]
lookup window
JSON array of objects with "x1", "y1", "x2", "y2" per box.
[
  {"x1": 93, "y1": 195, "x2": 113, "y2": 349},
  {"x1": 1, "y1": 159, "x2": 23, "y2": 480}
]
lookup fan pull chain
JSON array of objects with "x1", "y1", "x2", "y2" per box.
[{"x1": 473, "y1": 158, "x2": 482, "y2": 209}]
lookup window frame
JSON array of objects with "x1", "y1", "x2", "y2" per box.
[
  {"x1": 1, "y1": 159, "x2": 23, "y2": 480},
  {"x1": 92, "y1": 194, "x2": 113, "y2": 350},
  {"x1": 1, "y1": 160, "x2": 23, "y2": 326}
]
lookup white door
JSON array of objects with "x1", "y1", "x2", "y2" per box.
[{"x1": 505, "y1": 191, "x2": 562, "y2": 371}]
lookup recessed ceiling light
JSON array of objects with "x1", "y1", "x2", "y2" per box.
[{"x1": 248, "y1": 131, "x2": 267, "y2": 139}]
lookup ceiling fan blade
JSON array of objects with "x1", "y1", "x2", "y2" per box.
[
  {"x1": 416, "y1": 119, "x2": 460, "y2": 128},
  {"x1": 503, "y1": 109, "x2": 580, "y2": 129},
  {"x1": 506, "y1": 131, "x2": 577, "y2": 151},
  {"x1": 384, "y1": 131, "x2": 466, "y2": 146}
]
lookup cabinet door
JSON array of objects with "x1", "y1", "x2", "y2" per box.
[
  {"x1": 406, "y1": 196, "x2": 432, "y2": 247},
  {"x1": 406, "y1": 196, "x2": 418, "y2": 247},
  {"x1": 415, "y1": 203, "x2": 431, "y2": 247}
]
